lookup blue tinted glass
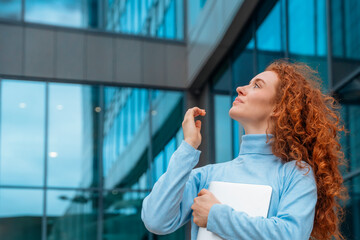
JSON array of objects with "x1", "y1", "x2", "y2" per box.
[
  {"x1": 48, "y1": 83, "x2": 97, "y2": 188},
  {"x1": 103, "y1": 190, "x2": 149, "y2": 239},
  {"x1": 257, "y1": 2, "x2": 282, "y2": 52},
  {"x1": 200, "y1": 0, "x2": 207, "y2": 8},
  {"x1": 103, "y1": 87, "x2": 151, "y2": 190},
  {"x1": 165, "y1": 137, "x2": 177, "y2": 168},
  {"x1": 175, "y1": 0, "x2": 184, "y2": 40},
  {"x1": 232, "y1": 119, "x2": 244, "y2": 158},
  {"x1": 1, "y1": 80, "x2": 45, "y2": 186},
  {"x1": 246, "y1": 38, "x2": 255, "y2": 49},
  {"x1": 151, "y1": 90, "x2": 183, "y2": 135},
  {"x1": 187, "y1": 0, "x2": 205, "y2": 29},
  {"x1": 47, "y1": 190, "x2": 97, "y2": 240},
  {"x1": 25, "y1": 0, "x2": 83, "y2": 27},
  {"x1": 331, "y1": 0, "x2": 360, "y2": 87},
  {"x1": 288, "y1": 0, "x2": 329, "y2": 91},
  {"x1": 340, "y1": 175, "x2": 360, "y2": 240},
  {"x1": 343, "y1": 0, "x2": 360, "y2": 59},
  {"x1": 349, "y1": 106, "x2": 360, "y2": 171},
  {"x1": 213, "y1": 64, "x2": 231, "y2": 92},
  {"x1": 0, "y1": 0, "x2": 21, "y2": 20},
  {"x1": 0, "y1": 189, "x2": 43, "y2": 239},
  {"x1": 331, "y1": 0, "x2": 344, "y2": 58},
  {"x1": 233, "y1": 50, "x2": 254, "y2": 89},
  {"x1": 165, "y1": 0, "x2": 176, "y2": 39},
  {"x1": 176, "y1": 127, "x2": 184, "y2": 147},
  {"x1": 316, "y1": 0, "x2": 327, "y2": 56},
  {"x1": 288, "y1": 0, "x2": 315, "y2": 55},
  {"x1": 256, "y1": 1, "x2": 285, "y2": 71},
  {"x1": 153, "y1": 151, "x2": 164, "y2": 183},
  {"x1": 214, "y1": 94, "x2": 232, "y2": 163}
]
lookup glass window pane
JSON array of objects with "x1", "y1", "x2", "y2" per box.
[
  {"x1": 341, "y1": 174, "x2": 360, "y2": 240},
  {"x1": 103, "y1": 87, "x2": 151, "y2": 190},
  {"x1": 214, "y1": 94, "x2": 232, "y2": 163},
  {"x1": 256, "y1": 1, "x2": 285, "y2": 71},
  {"x1": 331, "y1": 0, "x2": 360, "y2": 88},
  {"x1": 232, "y1": 48, "x2": 254, "y2": 92},
  {"x1": 176, "y1": 127, "x2": 184, "y2": 148},
  {"x1": 0, "y1": 80, "x2": 45, "y2": 186},
  {"x1": 25, "y1": 0, "x2": 83, "y2": 28},
  {"x1": 232, "y1": 119, "x2": 244, "y2": 159},
  {"x1": 175, "y1": 0, "x2": 184, "y2": 40},
  {"x1": 345, "y1": 105, "x2": 360, "y2": 174},
  {"x1": 288, "y1": 0, "x2": 329, "y2": 92},
  {"x1": 213, "y1": 63, "x2": 231, "y2": 93},
  {"x1": 0, "y1": 0, "x2": 21, "y2": 20},
  {"x1": 165, "y1": 0, "x2": 176, "y2": 39},
  {"x1": 0, "y1": 188, "x2": 43, "y2": 240},
  {"x1": 153, "y1": 151, "x2": 164, "y2": 183},
  {"x1": 48, "y1": 83, "x2": 97, "y2": 188},
  {"x1": 103, "y1": 190, "x2": 149, "y2": 239},
  {"x1": 289, "y1": 0, "x2": 315, "y2": 55},
  {"x1": 47, "y1": 190, "x2": 97, "y2": 240},
  {"x1": 165, "y1": 137, "x2": 176, "y2": 168},
  {"x1": 187, "y1": 0, "x2": 204, "y2": 29}
]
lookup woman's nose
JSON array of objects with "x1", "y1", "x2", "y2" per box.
[{"x1": 236, "y1": 86, "x2": 246, "y2": 96}]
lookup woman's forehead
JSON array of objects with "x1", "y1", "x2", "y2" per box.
[{"x1": 253, "y1": 71, "x2": 278, "y2": 84}]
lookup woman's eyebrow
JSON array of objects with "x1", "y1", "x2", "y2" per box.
[{"x1": 250, "y1": 78, "x2": 266, "y2": 85}]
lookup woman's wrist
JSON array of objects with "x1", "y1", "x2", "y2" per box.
[{"x1": 184, "y1": 138, "x2": 198, "y2": 150}]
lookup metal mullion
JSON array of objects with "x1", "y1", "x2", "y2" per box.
[
  {"x1": 183, "y1": 0, "x2": 187, "y2": 42},
  {"x1": 0, "y1": 185, "x2": 102, "y2": 191},
  {"x1": 42, "y1": 82, "x2": 49, "y2": 240},
  {"x1": 147, "y1": 89, "x2": 154, "y2": 240},
  {"x1": 284, "y1": 0, "x2": 289, "y2": 58},
  {"x1": 343, "y1": 169, "x2": 360, "y2": 182},
  {"x1": 174, "y1": 0, "x2": 178, "y2": 39},
  {"x1": 326, "y1": 0, "x2": 333, "y2": 90},
  {"x1": 147, "y1": 89, "x2": 154, "y2": 189},
  {"x1": 0, "y1": 80, "x2": 2, "y2": 188},
  {"x1": 103, "y1": 188, "x2": 152, "y2": 193},
  {"x1": 314, "y1": 0, "x2": 318, "y2": 56},
  {"x1": 97, "y1": 85, "x2": 105, "y2": 240}
]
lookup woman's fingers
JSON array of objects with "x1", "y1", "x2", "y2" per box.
[
  {"x1": 182, "y1": 107, "x2": 206, "y2": 149},
  {"x1": 184, "y1": 107, "x2": 206, "y2": 121},
  {"x1": 195, "y1": 120, "x2": 201, "y2": 129}
]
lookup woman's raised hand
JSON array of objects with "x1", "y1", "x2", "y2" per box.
[{"x1": 182, "y1": 107, "x2": 206, "y2": 149}]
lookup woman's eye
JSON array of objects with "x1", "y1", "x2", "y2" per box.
[{"x1": 253, "y1": 83, "x2": 259, "y2": 88}]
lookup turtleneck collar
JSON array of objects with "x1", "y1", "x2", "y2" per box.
[{"x1": 239, "y1": 134, "x2": 274, "y2": 155}]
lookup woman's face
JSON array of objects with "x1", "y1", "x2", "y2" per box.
[{"x1": 229, "y1": 71, "x2": 279, "y2": 131}]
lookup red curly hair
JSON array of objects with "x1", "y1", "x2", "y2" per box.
[{"x1": 264, "y1": 60, "x2": 349, "y2": 240}]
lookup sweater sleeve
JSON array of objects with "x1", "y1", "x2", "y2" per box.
[
  {"x1": 206, "y1": 161, "x2": 317, "y2": 240},
  {"x1": 141, "y1": 140, "x2": 203, "y2": 235}
]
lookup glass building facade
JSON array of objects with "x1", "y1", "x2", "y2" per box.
[
  {"x1": 1, "y1": 0, "x2": 360, "y2": 239},
  {"x1": 0, "y1": 80, "x2": 186, "y2": 239},
  {"x1": 0, "y1": 0, "x2": 184, "y2": 40}
]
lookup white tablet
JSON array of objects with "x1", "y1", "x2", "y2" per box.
[{"x1": 197, "y1": 181, "x2": 273, "y2": 240}]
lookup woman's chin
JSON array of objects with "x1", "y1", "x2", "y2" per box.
[{"x1": 229, "y1": 108, "x2": 241, "y2": 120}]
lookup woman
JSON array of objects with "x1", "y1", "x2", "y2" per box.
[{"x1": 141, "y1": 60, "x2": 348, "y2": 240}]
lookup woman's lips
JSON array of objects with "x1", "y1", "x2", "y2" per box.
[{"x1": 233, "y1": 98, "x2": 244, "y2": 104}]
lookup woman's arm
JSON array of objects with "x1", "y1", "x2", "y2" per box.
[
  {"x1": 141, "y1": 140, "x2": 203, "y2": 234},
  {"x1": 141, "y1": 107, "x2": 207, "y2": 235},
  {"x1": 205, "y1": 162, "x2": 317, "y2": 240}
]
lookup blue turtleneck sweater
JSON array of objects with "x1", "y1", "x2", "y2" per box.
[{"x1": 141, "y1": 134, "x2": 317, "y2": 240}]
